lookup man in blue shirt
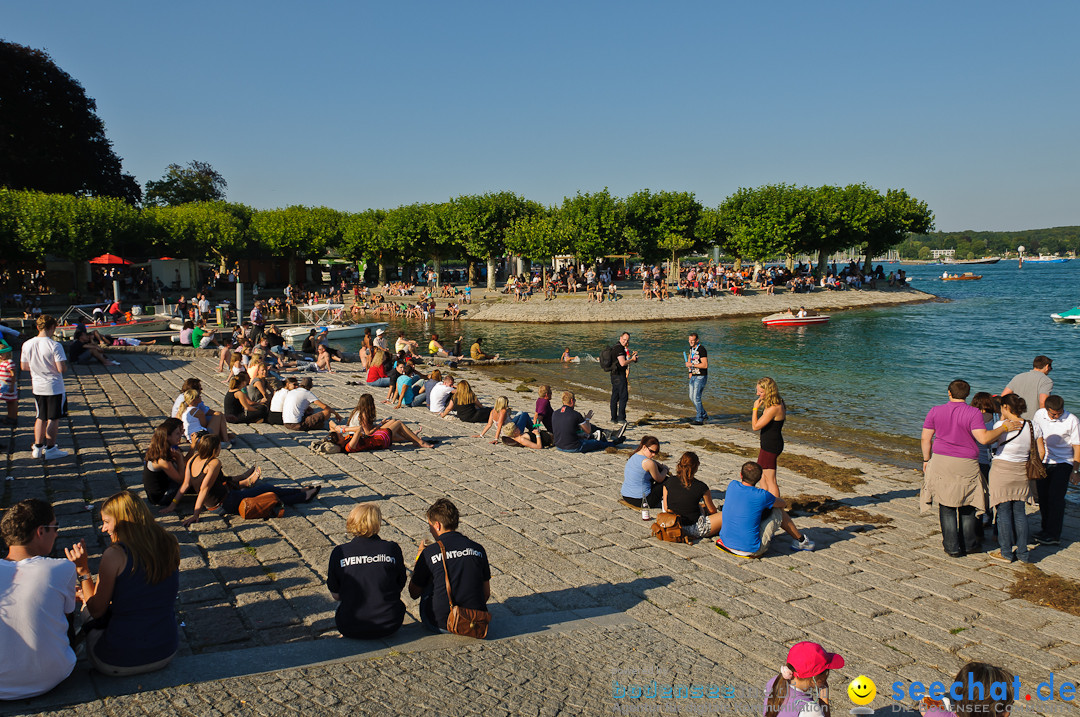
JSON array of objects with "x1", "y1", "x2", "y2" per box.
[{"x1": 717, "y1": 462, "x2": 814, "y2": 557}]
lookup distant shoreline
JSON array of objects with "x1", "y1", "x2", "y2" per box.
[{"x1": 462, "y1": 285, "x2": 936, "y2": 323}]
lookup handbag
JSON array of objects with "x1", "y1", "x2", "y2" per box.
[
  {"x1": 650, "y1": 511, "x2": 690, "y2": 544},
  {"x1": 238, "y1": 492, "x2": 284, "y2": 519},
  {"x1": 438, "y1": 541, "x2": 491, "y2": 639},
  {"x1": 1026, "y1": 421, "x2": 1047, "y2": 482}
]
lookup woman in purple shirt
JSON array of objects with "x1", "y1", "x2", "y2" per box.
[{"x1": 921, "y1": 379, "x2": 1018, "y2": 557}]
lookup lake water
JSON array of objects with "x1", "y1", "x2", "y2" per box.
[{"x1": 335, "y1": 260, "x2": 1080, "y2": 467}]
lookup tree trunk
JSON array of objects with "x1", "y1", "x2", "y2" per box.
[
  {"x1": 468, "y1": 259, "x2": 478, "y2": 287},
  {"x1": 433, "y1": 257, "x2": 442, "y2": 287},
  {"x1": 378, "y1": 258, "x2": 388, "y2": 285},
  {"x1": 521, "y1": 257, "x2": 531, "y2": 276},
  {"x1": 486, "y1": 257, "x2": 497, "y2": 291},
  {"x1": 816, "y1": 249, "x2": 828, "y2": 279},
  {"x1": 863, "y1": 249, "x2": 873, "y2": 274},
  {"x1": 287, "y1": 258, "x2": 297, "y2": 286},
  {"x1": 733, "y1": 257, "x2": 742, "y2": 272},
  {"x1": 785, "y1": 253, "x2": 795, "y2": 272}
]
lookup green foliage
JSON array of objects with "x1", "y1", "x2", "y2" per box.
[
  {"x1": 625, "y1": 189, "x2": 702, "y2": 263},
  {"x1": 902, "y1": 226, "x2": 1080, "y2": 259},
  {"x1": 250, "y1": 205, "x2": 342, "y2": 260},
  {"x1": 147, "y1": 201, "x2": 252, "y2": 265},
  {"x1": 505, "y1": 209, "x2": 566, "y2": 261},
  {"x1": 340, "y1": 209, "x2": 386, "y2": 262},
  {"x1": 0, "y1": 41, "x2": 140, "y2": 203},
  {"x1": 0, "y1": 189, "x2": 143, "y2": 260},
  {"x1": 144, "y1": 161, "x2": 228, "y2": 207},
  {"x1": 558, "y1": 189, "x2": 625, "y2": 261}
]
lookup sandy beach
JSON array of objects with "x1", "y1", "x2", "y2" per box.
[{"x1": 460, "y1": 284, "x2": 934, "y2": 323}]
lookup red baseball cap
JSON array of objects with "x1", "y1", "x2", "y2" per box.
[{"x1": 787, "y1": 642, "x2": 844, "y2": 678}]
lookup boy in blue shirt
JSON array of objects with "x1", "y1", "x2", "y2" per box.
[{"x1": 717, "y1": 462, "x2": 814, "y2": 557}]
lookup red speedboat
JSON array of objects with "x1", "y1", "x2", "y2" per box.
[{"x1": 761, "y1": 312, "x2": 830, "y2": 327}]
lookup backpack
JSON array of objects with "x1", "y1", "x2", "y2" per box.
[
  {"x1": 599, "y1": 344, "x2": 618, "y2": 372},
  {"x1": 651, "y1": 512, "x2": 690, "y2": 544},
  {"x1": 309, "y1": 433, "x2": 343, "y2": 454},
  {"x1": 238, "y1": 492, "x2": 284, "y2": 519}
]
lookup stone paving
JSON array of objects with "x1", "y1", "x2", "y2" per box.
[{"x1": 2, "y1": 351, "x2": 1079, "y2": 716}]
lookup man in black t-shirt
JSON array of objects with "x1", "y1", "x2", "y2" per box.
[
  {"x1": 551, "y1": 391, "x2": 625, "y2": 453},
  {"x1": 408, "y1": 498, "x2": 490, "y2": 633},
  {"x1": 686, "y1": 332, "x2": 709, "y2": 425},
  {"x1": 609, "y1": 332, "x2": 637, "y2": 424}
]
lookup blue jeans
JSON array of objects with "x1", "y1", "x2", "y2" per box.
[
  {"x1": 558, "y1": 438, "x2": 610, "y2": 454},
  {"x1": 688, "y1": 376, "x2": 707, "y2": 422},
  {"x1": 939, "y1": 504, "x2": 980, "y2": 556},
  {"x1": 511, "y1": 412, "x2": 532, "y2": 432},
  {"x1": 995, "y1": 500, "x2": 1029, "y2": 562},
  {"x1": 366, "y1": 377, "x2": 391, "y2": 388}
]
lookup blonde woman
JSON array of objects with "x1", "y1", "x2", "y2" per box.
[
  {"x1": 175, "y1": 388, "x2": 232, "y2": 448},
  {"x1": 439, "y1": 380, "x2": 491, "y2": 423},
  {"x1": 66, "y1": 491, "x2": 180, "y2": 676},
  {"x1": 474, "y1": 396, "x2": 532, "y2": 444},
  {"x1": 327, "y1": 503, "x2": 406, "y2": 639},
  {"x1": 751, "y1": 377, "x2": 786, "y2": 497}
]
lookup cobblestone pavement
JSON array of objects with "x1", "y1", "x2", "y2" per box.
[{"x1": 2, "y1": 351, "x2": 1078, "y2": 716}]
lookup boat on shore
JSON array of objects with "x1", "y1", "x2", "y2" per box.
[
  {"x1": 56, "y1": 304, "x2": 174, "y2": 339},
  {"x1": 941, "y1": 272, "x2": 982, "y2": 281},
  {"x1": 761, "y1": 311, "x2": 830, "y2": 327},
  {"x1": 281, "y1": 303, "x2": 386, "y2": 341}
]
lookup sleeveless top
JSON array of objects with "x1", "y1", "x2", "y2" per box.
[
  {"x1": 620, "y1": 454, "x2": 651, "y2": 500},
  {"x1": 91, "y1": 545, "x2": 179, "y2": 667},
  {"x1": 759, "y1": 408, "x2": 785, "y2": 455},
  {"x1": 224, "y1": 390, "x2": 244, "y2": 417},
  {"x1": 190, "y1": 459, "x2": 228, "y2": 506}
]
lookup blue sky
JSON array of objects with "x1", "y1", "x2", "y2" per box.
[{"x1": 4, "y1": 2, "x2": 1078, "y2": 232}]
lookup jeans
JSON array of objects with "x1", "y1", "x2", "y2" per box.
[
  {"x1": 366, "y1": 377, "x2": 391, "y2": 388},
  {"x1": 511, "y1": 412, "x2": 532, "y2": 432},
  {"x1": 688, "y1": 376, "x2": 707, "y2": 422},
  {"x1": 1036, "y1": 463, "x2": 1072, "y2": 540},
  {"x1": 995, "y1": 500, "x2": 1030, "y2": 561},
  {"x1": 939, "y1": 504, "x2": 980, "y2": 555},
  {"x1": 610, "y1": 376, "x2": 628, "y2": 423},
  {"x1": 557, "y1": 438, "x2": 611, "y2": 454}
]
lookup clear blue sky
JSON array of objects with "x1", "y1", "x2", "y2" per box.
[{"x1": 4, "y1": 2, "x2": 1078, "y2": 232}]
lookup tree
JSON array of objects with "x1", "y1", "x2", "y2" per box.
[
  {"x1": 250, "y1": 206, "x2": 343, "y2": 284},
  {"x1": 0, "y1": 41, "x2": 140, "y2": 203},
  {"x1": 446, "y1": 192, "x2": 540, "y2": 289},
  {"x1": 144, "y1": 161, "x2": 228, "y2": 206},
  {"x1": 719, "y1": 184, "x2": 808, "y2": 265},
  {"x1": 624, "y1": 190, "x2": 703, "y2": 268},
  {"x1": 146, "y1": 202, "x2": 251, "y2": 272},
  {"x1": 558, "y1": 189, "x2": 626, "y2": 265},
  {"x1": 862, "y1": 189, "x2": 934, "y2": 270}
]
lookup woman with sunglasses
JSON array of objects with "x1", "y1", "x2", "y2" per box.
[{"x1": 619, "y1": 435, "x2": 669, "y2": 511}]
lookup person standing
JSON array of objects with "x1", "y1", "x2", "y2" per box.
[
  {"x1": 21, "y1": 315, "x2": 69, "y2": 460},
  {"x1": 752, "y1": 377, "x2": 786, "y2": 498},
  {"x1": 921, "y1": 379, "x2": 1016, "y2": 557},
  {"x1": 609, "y1": 332, "x2": 638, "y2": 425},
  {"x1": 1001, "y1": 356, "x2": 1053, "y2": 420},
  {"x1": 686, "y1": 333, "x2": 708, "y2": 425},
  {"x1": 0, "y1": 499, "x2": 79, "y2": 699},
  {"x1": 1031, "y1": 395, "x2": 1080, "y2": 546}
]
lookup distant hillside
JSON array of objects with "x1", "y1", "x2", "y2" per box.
[{"x1": 899, "y1": 226, "x2": 1080, "y2": 260}]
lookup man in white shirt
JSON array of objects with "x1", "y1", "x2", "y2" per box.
[
  {"x1": 0, "y1": 499, "x2": 79, "y2": 700},
  {"x1": 20, "y1": 316, "x2": 68, "y2": 460},
  {"x1": 1031, "y1": 395, "x2": 1080, "y2": 546},
  {"x1": 282, "y1": 377, "x2": 340, "y2": 431},
  {"x1": 428, "y1": 375, "x2": 455, "y2": 413},
  {"x1": 197, "y1": 294, "x2": 211, "y2": 320},
  {"x1": 373, "y1": 329, "x2": 388, "y2": 352}
]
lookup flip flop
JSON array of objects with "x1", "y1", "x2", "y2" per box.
[{"x1": 715, "y1": 538, "x2": 756, "y2": 559}]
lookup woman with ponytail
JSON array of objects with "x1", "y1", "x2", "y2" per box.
[{"x1": 661, "y1": 451, "x2": 722, "y2": 539}]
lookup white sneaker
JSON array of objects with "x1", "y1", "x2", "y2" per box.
[
  {"x1": 794, "y1": 535, "x2": 815, "y2": 551},
  {"x1": 106, "y1": 360, "x2": 120, "y2": 366},
  {"x1": 43, "y1": 446, "x2": 69, "y2": 460},
  {"x1": 31, "y1": 445, "x2": 43, "y2": 458}
]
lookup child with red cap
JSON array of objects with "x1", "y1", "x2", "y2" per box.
[{"x1": 764, "y1": 641, "x2": 844, "y2": 717}]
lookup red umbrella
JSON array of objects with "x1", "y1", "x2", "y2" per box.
[{"x1": 89, "y1": 253, "x2": 131, "y2": 265}]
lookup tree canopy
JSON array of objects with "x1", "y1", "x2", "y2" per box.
[
  {"x1": 0, "y1": 40, "x2": 140, "y2": 204},
  {"x1": 144, "y1": 161, "x2": 228, "y2": 206}
]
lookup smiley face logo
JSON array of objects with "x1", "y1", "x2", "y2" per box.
[{"x1": 848, "y1": 675, "x2": 876, "y2": 706}]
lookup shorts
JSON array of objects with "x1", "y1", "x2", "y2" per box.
[
  {"x1": 76, "y1": 351, "x2": 96, "y2": 365},
  {"x1": 757, "y1": 449, "x2": 780, "y2": 470},
  {"x1": 682, "y1": 514, "x2": 713, "y2": 539},
  {"x1": 34, "y1": 394, "x2": 64, "y2": 420},
  {"x1": 345, "y1": 428, "x2": 392, "y2": 453}
]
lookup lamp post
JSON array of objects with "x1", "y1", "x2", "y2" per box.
[{"x1": 1017, "y1": 245, "x2": 1025, "y2": 268}]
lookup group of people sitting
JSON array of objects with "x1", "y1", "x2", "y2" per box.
[{"x1": 619, "y1": 437, "x2": 815, "y2": 555}]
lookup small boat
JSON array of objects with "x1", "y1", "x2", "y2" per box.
[
  {"x1": 56, "y1": 303, "x2": 174, "y2": 339},
  {"x1": 281, "y1": 303, "x2": 386, "y2": 341},
  {"x1": 941, "y1": 257, "x2": 1000, "y2": 265},
  {"x1": 1024, "y1": 256, "x2": 1070, "y2": 264},
  {"x1": 1051, "y1": 307, "x2": 1080, "y2": 323},
  {"x1": 761, "y1": 312, "x2": 830, "y2": 327},
  {"x1": 941, "y1": 272, "x2": 982, "y2": 281}
]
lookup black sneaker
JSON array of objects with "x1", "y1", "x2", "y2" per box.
[
  {"x1": 689, "y1": 419, "x2": 703, "y2": 426},
  {"x1": 1034, "y1": 535, "x2": 1060, "y2": 546}
]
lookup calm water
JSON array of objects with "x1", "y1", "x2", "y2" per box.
[{"x1": 334, "y1": 260, "x2": 1080, "y2": 466}]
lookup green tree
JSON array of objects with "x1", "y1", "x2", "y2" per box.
[
  {"x1": 250, "y1": 206, "x2": 342, "y2": 284},
  {"x1": 144, "y1": 161, "x2": 228, "y2": 206},
  {"x1": 0, "y1": 41, "x2": 140, "y2": 203},
  {"x1": 147, "y1": 201, "x2": 252, "y2": 272},
  {"x1": 624, "y1": 189, "x2": 703, "y2": 269},
  {"x1": 446, "y1": 192, "x2": 540, "y2": 289},
  {"x1": 340, "y1": 209, "x2": 386, "y2": 266},
  {"x1": 557, "y1": 189, "x2": 625, "y2": 266},
  {"x1": 862, "y1": 189, "x2": 934, "y2": 270},
  {"x1": 719, "y1": 184, "x2": 808, "y2": 266}
]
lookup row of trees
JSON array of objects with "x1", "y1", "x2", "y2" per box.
[
  {"x1": 0, "y1": 185, "x2": 933, "y2": 287},
  {"x1": 900, "y1": 226, "x2": 1080, "y2": 260}
]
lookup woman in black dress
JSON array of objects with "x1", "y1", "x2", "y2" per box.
[{"x1": 752, "y1": 377, "x2": 786, "y2": 498}]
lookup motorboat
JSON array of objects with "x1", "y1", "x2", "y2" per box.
[
  {"x1": 1024, "y1": 256, "x2": 1070, "y2": 264},
  {"x1": 56, "y1": 303, "x2": 174, "y2": 339},
  {"x1": 1050, "y1": 307, "x2": 1080, "y2": 323},
  {"x1": 281, "y1": 303, "x2": 386, "y2": 341},
  {"x1": 761, "y1": 311, "x2": 830, "y2": 327},
  {"x1": 940, "y1": 257, "x2": 1000, "y2": 265},
  {"x1": 941, "y1": 272, "x2": 982, "y2": 281}
]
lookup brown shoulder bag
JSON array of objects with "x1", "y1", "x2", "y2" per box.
[
  {"x1": 1026, "y1": 421, "x2": 1047, "y2": 481},
  {"x1": 438, "y1": 541, "x2": 491, "y2": 639},
  {"x1": 651, "y1": 511, "x2": 690, "y2": 543}
]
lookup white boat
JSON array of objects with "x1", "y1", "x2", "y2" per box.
[
  {"x1": 761, "y1": 311, "x2": 830, "y2": 327},
  {"x1": 281, "y1": 303, "x2": 386, "y2": 341},
  {"x1": 56, "y1": 304, "x2": 174, "y2": 339},
  {"x1": 1051, "y1": 307, "x2": 1080, "y2": 323},
  {"x1": 1024, "y1": 256, "x2": 1071, "y2": 264}
]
